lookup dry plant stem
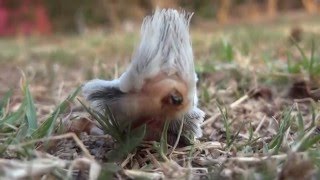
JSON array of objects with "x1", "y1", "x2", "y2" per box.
[
  {"x1": 201, "y1": 113, "x2": 220, "y2": 127},
  {"x1": 175, "y1": 141, "x2": 223, "y2": 152},
  {"x1": 254, "y1": 115, "x2": 267, "y2": 135},
  {"x1": 67, "y1": 157, "x2": 101, "y2": 180},
  {"x1": 61, "y1": 105, "x2": 74, "y2": 124},
  {"x1": 146, "y1": 150, "x2": 161, "y2": 168},
  {"x1": 198, "y1": 152, "x2": 308, "y2": 166},
  {"x1": 3, "y1": 124, "x2": 18, "y2": 131},
  {"x1": 35, "y1": 151, "x2": 100, "y2": 180},
  {"x1": 8, "y1": 133, "x2": 94, "y2": 160},
  {"x1": 124, "y1": 169, "x2": 164, "y2": 179},
  {"x1": 170, "y1": 151, "x2": 189, "y2": 155},
  {"x1": 0, "y1": 158, "x2": 68, "y2": 179},
  {"x1": 121, "y1": 153, "x2": 135, "y2": 168},
  {"x1": 294, "y1": 98, "x2": 316, "y2": 103},
  {"x1": 230, "y1": 94, "x2": 249, "y2": 109},
  {"x1": 57, "y1": 81, "x2": 64, "y2": 102},
  {"x1": 34, "y1": 150, "x2": 63, "y2": 159},
  {"x1": 169, "y1": 117, "x2": 185, "y2": 158},
  {"x1": 310, "y1": 88, "x2": 320, "y2": 94},
  {"x1": 227, "y1": 153, "x2": 293, "y2": 163}
]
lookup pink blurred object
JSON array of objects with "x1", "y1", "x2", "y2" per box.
[
  {"x1": 0, "y1": 0, "x2": 9, "y2": 35},
  {"x1": 0, "y1": 0, "x2": 51, "y2": 36}
]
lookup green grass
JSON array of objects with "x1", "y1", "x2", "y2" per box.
[{"x1": 0, "y1": 14, "x2": 320, "y2": 179}]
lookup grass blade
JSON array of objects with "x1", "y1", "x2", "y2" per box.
[
  {"x1": 228, "y1": 121, "x2": 245, "y2": 148},
  {"x1": 107, "y1": 124, "x2": 146, "y2": 162},
  {"x1": 0, "y1": 89, "x2": 13, "y2": 117},
  {"x1": 160, "y1": 120, "x2": 170, "y2": 157},
  {"x1": 222, "y1": 39, "x2": 234, "y2": 62},
  {"x1": 296, "y1": 104, "x2": 305, "y2": 139},
  {"x1": 308, "y1": 39, "x2": 315, "y2": 76},
  {"x1": 292, "y1": 127, "x2": 316, "y2": 152},
  {"x1": 105, "y1": 105, "x2": 122, "y2": 134},
  {"x1": 268, "y1": 107, "x2": 293, "y2": 154},
  {"x1": 217, "y1": 102, "x2": 231, "y2": 148},
  {"x1": 292, "y1": 38, "x2": 308, "y2": 63},
  {"x1": 22, "y1": 82, "x2": 37, "y2": 135},
  {"x1": 0, "y1": 136, "x2": 14, "y2": 155},
  {"x1": 79, "y1": 99, "x2": 123, "y2": 142},
  {"x1": 31, "y1": 87, "x2": 81, "y2": 139},
  {"x1": 31, "y1": 108, "x2": 60, "y2": 139},
  {"x1": 0, "y1": 106, "x2": 25, "y2": 131}
]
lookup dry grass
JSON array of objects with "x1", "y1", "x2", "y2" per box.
[{"x1": 0, "y1": 13, "x2": 320, "y2": 179}]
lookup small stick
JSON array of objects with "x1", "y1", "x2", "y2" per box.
[
  {"x1": 230, "y1": 94, "x2": 249, "y2": 109},
  {"x1": 201, "y1": 113, "x2": 220, "y2": 127},
  {"x1": 146, "y1": 150, "x2": 161, "y2": 169},
  {"x1": 121, "y1": 153, "x2": 134, "y2": 168},
  {"x1": 196, "y1": 152, "x2": 308, "y2": 165},
  {"x1": 254, "y1": 115, "x2": 267, "y2": 135}
]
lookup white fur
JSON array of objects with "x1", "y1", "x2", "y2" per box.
[
  {"x1": 82, "y1": 79, "x2": 120, "y2": 111},
  {"x1": 119, "y1": 9, "x2": 196, "y2": 103},
  {"x1": 82, "y1": 79, "x2": 120, "y2": 98},
  {"x1": 189, "y1": 107, "x2": 205, "y2": 138}
]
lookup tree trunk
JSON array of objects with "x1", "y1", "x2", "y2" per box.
[
  {"x1": 217, "y1": 0, "x2": 231, "y2": 24},
  {"x1": 267, "y1": 0, "x2": 278, "y2": 17},
  {"x1": 302, "y1": 0, "x2": 319, "y2": 14}
]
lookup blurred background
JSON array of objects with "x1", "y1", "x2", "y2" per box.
[{"x1": 0, "y1": 0, "x2": 319, "y2": 35}]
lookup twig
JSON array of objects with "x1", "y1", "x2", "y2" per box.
[
  {"x1": 146, "y1": 150, "x2": 161, "y2": 169},
  {"x1": 230, "y1": 94, "x2": 249, "y2": 109},
  {"x1": 121, "y1": 153, "x2": 134, "y2": 168},
  {"x1": 195, "y1": 152, "x2": 308, "y2": 166},
  {"x1": 175, "y1": 141, "x2": 222, "y2": 152},
  {"x1": 201, "y1": 113, "x2": 220, "y2": 127},
  {"x1": 294, "y1": 98, "x2": 316, "y2": 103},
  {"x1": 229, "y1": 154, "x2": 287, "y2": 162},
  {"x1": 124, "y1": 169, "x2": 164, "y2": 179},
  {"x1": 254, "y1": 115, "x2": 267, "y2": 135}
]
